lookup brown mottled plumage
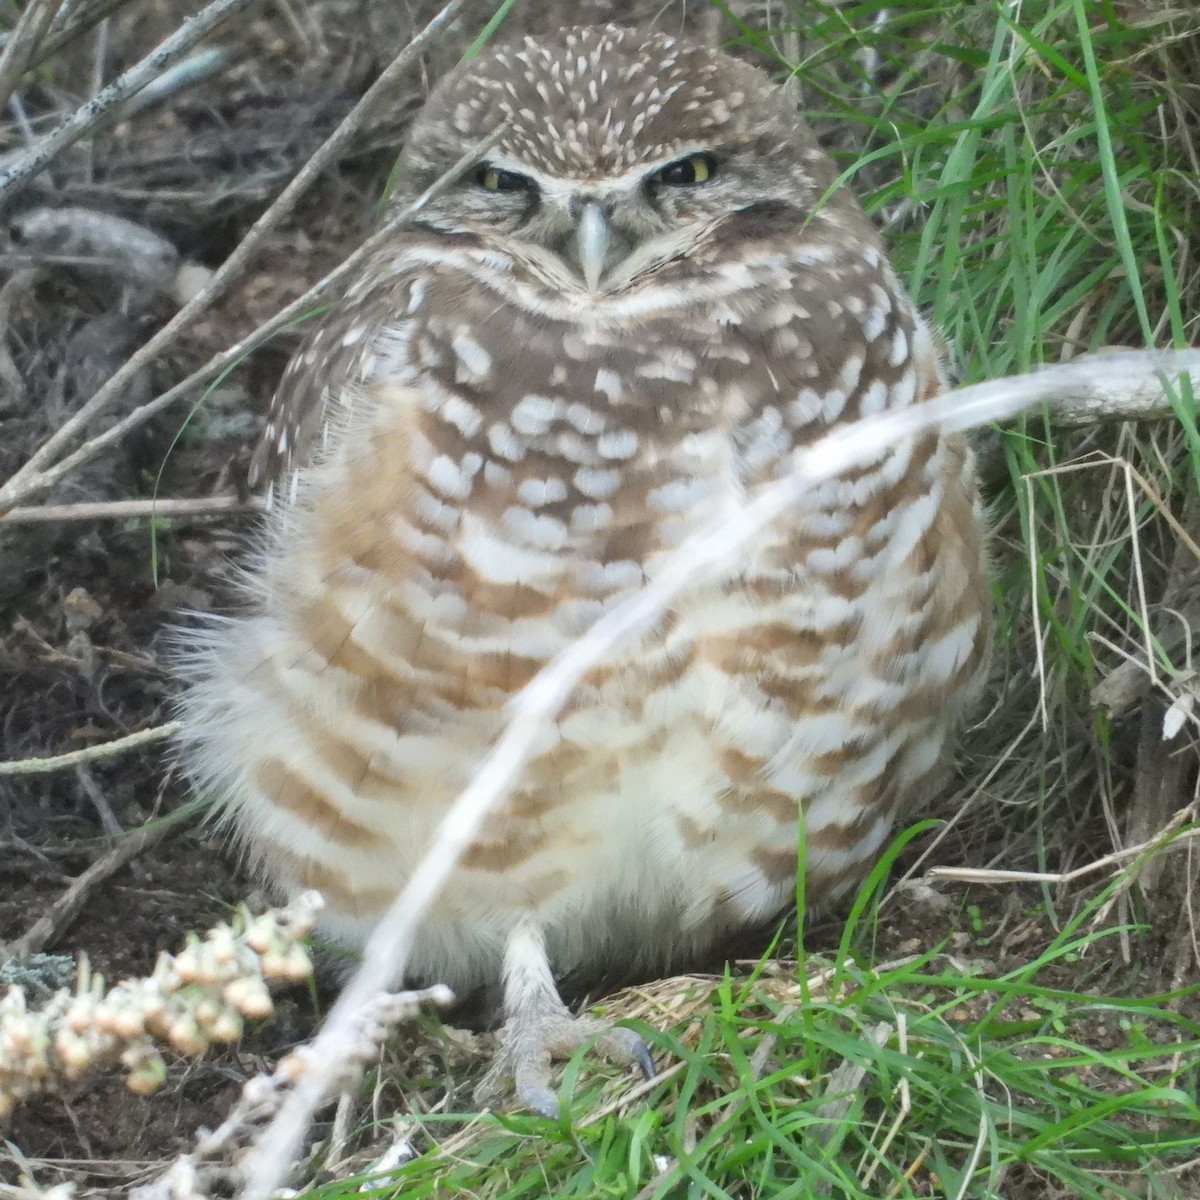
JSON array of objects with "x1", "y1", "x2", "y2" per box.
[{"x1": 177, "y1": 25, "x2": 989, "y2": 1113}]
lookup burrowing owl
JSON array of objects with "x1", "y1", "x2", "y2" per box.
[{"x1": 178, "y1": 25, "x2": 989, "y2": 1113}]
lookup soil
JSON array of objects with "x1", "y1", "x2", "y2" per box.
[{"x1": 0, "y1": 3, "x2": 1196, "y2": 1196}]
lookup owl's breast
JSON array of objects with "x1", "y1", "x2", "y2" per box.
[{"x1": 197, "y1": 246, "x2": 987, "y2": 978}]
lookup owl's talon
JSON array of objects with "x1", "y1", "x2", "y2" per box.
[
  {"x1": 632, "y1": 1036, "x2": 656, "y2": 1082},
  {"x1": 596, "y1": 1024, "x2": 655, "y2": 1080}
]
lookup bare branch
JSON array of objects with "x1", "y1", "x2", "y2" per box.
[
  {"x1": 0, "y1": 0, "x2": 470, "y2": 514},
  {"x1": 0, "y1": 806, "x2": 195, "y2": 961},
  {"x1": 974, "y1": 356, "x2": 1199, "y2": 481},
  {"x1": 1037, "y1": 354, "x2": 1199, "y2": 426},
  {"x1": 237, "y1": 348, "x2": 1200, "y2": 1200},
  {"x1": 927, "y1": 813, "x2": 1199, "y2": 887},
  {"x1": 117, "y1": 47, "x2": 231, "y2": 120},
  {"x1": 2, "y1": 496, "x2": 264, "y2": 524},
  {"x1": 0, "y1": 0, "x2": 262, "y2": 212},
  {"x1": 0, "y1": 0, "x2": 64, "y2": 116},
  {"x1": 0, "y1": 721, "x2": 181, "y2": 777},
  {"x1": 0, "y1": 0, "x2": 137, "y2": 70}
]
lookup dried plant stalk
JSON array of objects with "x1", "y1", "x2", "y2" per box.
[{"x1": 0, "y1": 0, "x2": 63, "y2": 116}]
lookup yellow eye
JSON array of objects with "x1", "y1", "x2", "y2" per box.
[
  {"x1": 653, "y1": 152, "x2": 718, "y2": 187},
  {"x1": 475, "y1": 164, "x2": 532, "y2": 193}
]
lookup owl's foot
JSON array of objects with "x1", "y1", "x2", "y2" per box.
[
  {"x1": 474, "y1": 923, "x2": 654, "y2": 1117},
  {"x1": 475, "y1": 1002, "x2": 654, "y2": 1117}
]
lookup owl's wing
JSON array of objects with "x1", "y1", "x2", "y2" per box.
[{"x1": 248, "y1": 276, "x2": 407, "y2": 504}]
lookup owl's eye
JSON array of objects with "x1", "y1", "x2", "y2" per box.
[
  {"x1": 475, "y1": 164, "x2": 534, "y2": 193},
  {"x1": 652, "y1": 153, "x2": 718, "y2": 187}
]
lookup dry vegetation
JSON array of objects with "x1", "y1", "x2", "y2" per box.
[{"x1": 0, "y1": 1, "x2": 1198, "y2": 1197}]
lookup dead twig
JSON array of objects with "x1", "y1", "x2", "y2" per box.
[
  {"x1": 974, "y1": 362, "x2": 1199, "y2": 481},
  {"x1": 0, "y1": 0, "x2": 137, "y2": 73},
  {"x1": 1, "y1": 497, "x2": 265, "y2": 524},
  {"x1": 0, "y1": 0, "x2": 63, "y2": 117},
  {"x1": 813, "y1": 1020, "x2": 894, "y2": 1136},
  {"x1": 0, "y1": 806, "x2": 196, "y2": 961},
  {"x1": 1036, "y1": 356, "x2": 1199, "y2": 426},
  {"x1": 0, "y1": 124, "x2": 498, "y2": 522},
  {"x1": 0, "y1": 0, "x2": 261, "y2": 213},
  {"x1": 116, "y1": 47, "x2": 231, "y2": 120},
  {"x1": 927, "y1": 811, "x2": 1199, "y2": 886},
  {"x1": 0, "y1": 0, "x2": 471, "y2": 515},
  {"x1": 0, "y1": 721, "x2": 182, "y2": 777}
]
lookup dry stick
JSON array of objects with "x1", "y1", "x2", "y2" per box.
[
  {"x1": 0, "y1": 134, "x2": 499, "y2": 522},
  {"x1": 119, "y1": 48, "x2": 232, "y2": 120},
  {"x1": 928, "y1": 816, "x2": 1200, "y2": 886},
  {"x1": 0, "y1": 0, "x2": 470, "y2": 514},
  {"x1": 0, "y1": 0, "x2": 261, "y2": 212},
  {"x1": 237, "y1": 348, "x2": 1200, "y2": 1200},
  {"x1": 0, "y1": 0, "x2": 64, "y2": 116},
  {"x1": 971, "y1": 361, "x2": 1199, "y2": 482},
  {"x1": 0, "y1": 806, "x2": 194, "y2": 961},
  {"x1": 2, "y1": 496, "x2": 266, "y2": 524},
  {"x1": 1038, "y1": 360, "x2": 1199, "y2": 426},
  {"x1": 0, "y1": 721, "x2": 181, "y2": 777},
  {"x1": 0, "y1": 0, "x2": 136, "y2": 70}
]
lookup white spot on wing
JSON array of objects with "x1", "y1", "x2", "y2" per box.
[
  {"x1": 452, "y1": 332, "x2": 493, "y2": 383},
  {"x1": 597, "y1": 429, "x2": 638, "y2": 460},
  {"x1": 511, "y1": 394, "x2": 561, "y2": 436}
]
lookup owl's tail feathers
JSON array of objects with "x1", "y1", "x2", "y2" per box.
[{"x1": 473, "y1": 921, "x2": 654, "y2": 1117}]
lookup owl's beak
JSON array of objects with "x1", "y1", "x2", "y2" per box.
[{"x1": 575, "y1": 201, "x2": 613, "y2": 291}]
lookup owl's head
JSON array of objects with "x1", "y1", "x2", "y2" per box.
[{"x1": 394, "y1": 25, "x2": 853, "y2": 297}]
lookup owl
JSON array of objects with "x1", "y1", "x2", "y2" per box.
[{"x1": 177, "y1": 25, "x2": 989, "y2": 1115}]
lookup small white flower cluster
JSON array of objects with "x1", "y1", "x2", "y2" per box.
[{"x1": 0, "y1": 891, "x2": 324, "y2": 1118}]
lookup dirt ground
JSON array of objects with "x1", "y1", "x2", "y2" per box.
[{"x1": 0, "y1": 1, "x2": 1197, "y2": 1195}]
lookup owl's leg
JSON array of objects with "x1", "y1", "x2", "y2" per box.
[{"x1": 473, "y1": 921, "x2": 654, "y2": 1117}]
